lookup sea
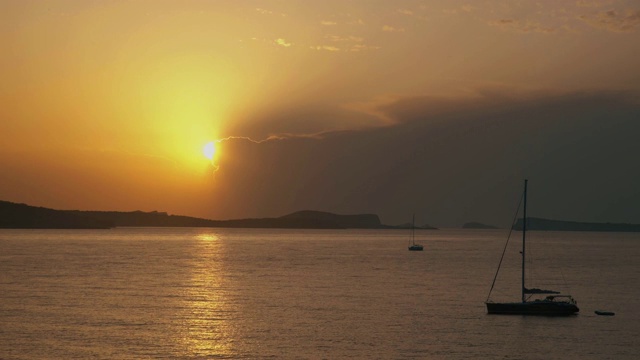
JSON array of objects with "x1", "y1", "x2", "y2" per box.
[{"x1": 0, "y1": 228, "x2": 638, "y2": 359}]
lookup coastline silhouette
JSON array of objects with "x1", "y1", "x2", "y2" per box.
[{"x1": 2, "y1": 200, "x2": 639, "y2": 231}]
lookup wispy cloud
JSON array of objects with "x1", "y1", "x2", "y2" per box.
[
  {"x1": 326, "y1": 35, "x2": 364, "y2": 43},
  {"x1": 275, "y1": 38, "x2": 292, "y2": 47},
  {"x1": 343, "y1": 96, "x2": 401, "y2": 127},
  {"x1": 576, "y1": 0, "x2": 615, "y2": 8},
  {"x1": 443, "y1": 5, "x2": 474, "y2": 15},
  {"x1": 348, "y1": 44, "x2": 381, "y2": 52},
  {"x1": 216, "y1": 135, "x2": 285, "y2": 144},
  {"x1": 255, "y1": 7, "x2": 286, "y2": 17},
  {"x1": 578, "y1": 9, "x2": 640, "y2": 32},
  {"x1": 382, "y1": 25, "x2": 405, "y2": 32},
  {"x1": 312, "y1": 45, "x2": 340, "y2": 52},
  {"x1": 311, "y1": 34, "x2": 378, "y2": 52},
  {"x1": 321, "y1": 20, "x2": 337, "y2": 26},
  {"x1": 488, "y1": 18, "x2": 557, "y2": 34},
  {"x1": 461, "y1": 5, "x2": 474, "y2": 13}
]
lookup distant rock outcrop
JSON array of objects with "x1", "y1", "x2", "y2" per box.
[
  {"x1": 462, "y1": 222, "x2": 499, "y2": 229},
  {"x1": 513, "y1": 217, "x2": 640, "y2": 232},
  {"x1": 0, "y1": 201, "x2": 113, "y2": 229}
]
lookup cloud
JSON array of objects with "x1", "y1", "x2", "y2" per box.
[
  {"x1": 255, "y1": 7, "x2": 286, "y2": 17},
  {"x1": 382, "y1": 25, "x2": 405, "y2": 32},
  {"x1": 311, "y1": 35, "x2": 378, "y2": 52},
  {"x1": 461, "y1": 5, "x2": 474, "y2": 13},
  {"x1": 275, "y1": 38, "x2": 292, "y2": 47},
  {"x1": 348, "y1": 44, "x2": 381, "y2": 52},
  {"x1": 210, "y1": 88, "x2": 640, "y2": 227},
  {"x1": 576, "y1": 0, "x2": 615, "y2": 8},
  {"x1": 312, "y1": 45, "x2": 340, "y2": 52},
  {"x1": 442, "y1": 5, "x2": 473, "y2": 15},
  {"x1": 326, "y1": 35, "x2": 364, "y2": 42},
  {"x1": 226, "y1": 98, "x2": 389, "y2": 141},
  {"x1": 321, "y1": 20, "x2": 337, "y2": 26},
  {"x1": 249, "y1": 37, "x2": 294, "y2": 48},
  {"x1": 488, "y1": 18, "x2": 557, "y2": 33},
  {"x1": 255, "y1": 8, "x2": 273, "y2": 15},
  {"x1": 442, "y1": 4, "x2": 475, "y2": 15},
  {"x1": 578, "y1": 9, "x2": 640, "y2": 32}
]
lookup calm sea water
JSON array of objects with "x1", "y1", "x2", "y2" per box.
[{"x1": 0, "y1": 228, "x2": 638, "y2": 359}]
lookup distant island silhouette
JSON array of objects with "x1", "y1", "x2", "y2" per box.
[
  {"x1": 0, "y1": 200, "x2": 408, "y2": 230},
  {"x1": 513, "y1": 217, "x2": 640, "y2": 232},
  {"x1": 462, "y1": 222, "x2": 499, "y2": 229},
  {"x1": 463, "y1": 218, "x2": 640, "y2": 232},
  {"x1": 3, "y1": 200, "x2": 639, "y2": 232}
]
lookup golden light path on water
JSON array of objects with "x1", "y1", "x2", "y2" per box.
[{"x1": 178, "y1": 232, "x2": 235, "y2": 357}]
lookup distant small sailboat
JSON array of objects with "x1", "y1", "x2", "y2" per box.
[
  {"x1": 485, "y1": 179, "x2": 579, "y2": 316},
  {"x1": 595, "y1": 310, "x2": 615, "y2": 316},
  {"x1": 408, "y1": 214, "x2": 424, "y2": 251}
]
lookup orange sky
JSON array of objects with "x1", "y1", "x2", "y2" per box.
[{"x1": 2, "y1": 1, "x2": 640, "y2": 226}]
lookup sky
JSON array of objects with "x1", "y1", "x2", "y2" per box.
[{"x1": 1, "y1": 0, "x2": 639, "y2": 228}]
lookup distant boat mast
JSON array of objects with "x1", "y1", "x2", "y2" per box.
[{"x1": 521, "y1": 179, "x2": 527, "y2": 303}]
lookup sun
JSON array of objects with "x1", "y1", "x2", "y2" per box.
[{"x1": 203, "y1": 141, "x2": 216, "y2": 160}]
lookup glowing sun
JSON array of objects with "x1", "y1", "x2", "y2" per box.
[{"x1": 203, "y1": 141, "x2": 216, "y2": 160}]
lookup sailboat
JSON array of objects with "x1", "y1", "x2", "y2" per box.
[
  {"x1": 485, "y1": 179, "x2": 579, "y2": 315},
  {"x1": 408, "y1": 214, "x2": 424, "y2": 251}
]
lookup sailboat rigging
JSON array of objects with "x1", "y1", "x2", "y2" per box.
[
  {"x1": 485, "y1": 179, "x2": 579, "y2": 316},
  {"x1": 408, "y1": 214, "x2": 423, "y2": 251}
]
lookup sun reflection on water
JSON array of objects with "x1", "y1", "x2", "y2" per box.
[
  {"x1": 196, "y1": 233, "x2": 220, "y2": 242},
  {"x1": 178, "y1": 231, "x2": 236, "y2": 357}
]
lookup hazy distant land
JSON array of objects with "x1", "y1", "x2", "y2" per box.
[
  {"x1": 0, "y1": 201, "x2": 399, "y2": 230},
  {"x1": 462, "y1": 222, "x2": 499, "y2": 229},
  {"x1": 3, "y1": 200, "x2": 640, "y2": 232},
  {"x1": 513, "y1": 217, "x2": 640, "y2": 232},
  {"x1": 464, "y1": 218, "x2": 640, "y2": 232}
]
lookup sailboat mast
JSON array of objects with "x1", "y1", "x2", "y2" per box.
[
  {"x1": 522, "y1": 179, "x2": 528, "y2": 303},
  {"x1": 412, "y1": 214, "x2": 415, "y2": 245}
]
